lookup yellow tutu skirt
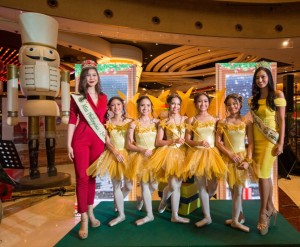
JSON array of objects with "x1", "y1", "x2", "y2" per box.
[
  {"x1": 184, "y1": 147, "x2": 227, "y2": 180},
  {"x1": 128, "y1": 151, "x2": 156, "y2": 183},
  {"x1": 149, "y1": 145, "x2": 186, "y2": 182},
  {"x1": 86, "y1": 149, "x2": 130, "y2": 180},
  {"x1": 222, "y1": 151, "x2": 259, "y2": 188}
]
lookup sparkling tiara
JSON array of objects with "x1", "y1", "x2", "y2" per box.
[{"x1": 255, "y1": 61, "x2": 272, "y2": 70}]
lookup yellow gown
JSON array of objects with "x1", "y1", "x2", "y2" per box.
[
  {"x1": 149, "y1": 119, "x2": 187, "y2": 182},
  {"x1": 217, "y1": 119, "x2": 258, "y2": 188},
  {"x1": 184, "y1": 119, "x2": 227, "y2": 180},
  {"x1": 129, "y1": 120, "x2": 157, "y2": 183},
  {"x1": 86, "y1": 120, "x2": 130, "y2": 180},
  {"x1": 253, "y1": 98, "x2": 286, "y2": 178}
]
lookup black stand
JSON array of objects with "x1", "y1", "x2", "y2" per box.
[{"x1": 0, "y1": 140, "x2": 23, "y2": 187}]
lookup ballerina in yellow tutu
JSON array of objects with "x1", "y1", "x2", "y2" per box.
[
  {"x1": 86, "y1": 96, "x2": 132, "y2": 227},
  {"x1": 151, "y1": 94, "x2": 190, "y2": 224},
  {"x1": 216, "y1": 93, "x2": 257, "y2": 232},
  {"x1": 126, "y1": 95, "x2": 159, "y2": 226},
  {"x1": 185, "y1": 93, "x2": 227, "y2": 228}
]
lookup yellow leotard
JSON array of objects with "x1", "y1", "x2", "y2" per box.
[
  {"x1": 86, "y1": 120, "x2": 131, "y2": 179},
  {"x1": 150, "y1": 119, "x2": 187, "y2": 182},
  {"x1": 129, "y1": 120, "x2": 157, "y2": 182},
  {"x1": 217, "y1": 119, "x2": 257, "y2": 188},
  {"x1": 253, "y1": 98, "x2": 286, "y2": 178},
  {"x1": 185, "y1": 118, "x2": 227, "y2": 180}
]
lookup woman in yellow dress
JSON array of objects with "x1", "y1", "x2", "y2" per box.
[
  {"x1": 87, "y1": 96, "x2": 132, "y2": 227},
  {"x1": 151, "y1": 94, "x2": 190, "y2": 224},
  {"x1": 216, "y1": 93, "x2": 256, "y2": 232},
  {"x1": 126, "y1": 95, "x2": 159, "y2": 226},
  {"x1": 250, "y1": 65, "x2": 286, "y2": 235},
  {"x1": 185, "y1": 93, "x2": 227, "y2": 228}
]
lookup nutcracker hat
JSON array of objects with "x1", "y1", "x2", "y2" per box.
[{"x1": 19, "y1": 12, "x2": 58, "y2": 49}]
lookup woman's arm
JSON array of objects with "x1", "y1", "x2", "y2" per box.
[
  {"x1": 245, "y1": 121, "x2": 254, "y2": 160},
  {"x1": 155, "y1": 123, "x2": 174, "y2": 147},
  {"x1": 67, "y1": 123, "x2": 76, "y2": 161},
  {"x1": 185, "y1": 117, "x2": 200, "y2": 147},
  {"x1": 273, "y1": 90, "x2": 286, "y2": 155},
  {"x1": 215, "y1": 120, "x2": 240, "y2": 163}
]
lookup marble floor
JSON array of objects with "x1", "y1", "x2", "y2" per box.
[{"x1": 0, "y1": 159, "x2": 299, "y2": 246}]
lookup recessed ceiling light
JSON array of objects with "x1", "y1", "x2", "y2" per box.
[{"x1": 282, "y1": 41, "x2": 289, "y2": 46}]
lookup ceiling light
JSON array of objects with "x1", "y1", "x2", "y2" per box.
[{"x1": 282, "y1": 41, "x2": 289, "y2": 47}]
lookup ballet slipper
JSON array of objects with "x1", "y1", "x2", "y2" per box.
[
  {"x1": 78, "y1": 218, "x2": 88, "y2": 240},
  {"x1": 135, "y1": 215, "x2": 154, "y2": 226},
  {"x1": 108, "y1": 215, "x2": 125, "y2": 227},
  {"x1": 114, "y1": 200, "x2": 118, "y2": 212},
  {"x1": 137, "y1": 196, "x2": 144, "y2": 211},
  {"x1": 231, "y1": 219, "x2": 250, "y2": 232},
  {"x1": 171, "y1": 216, "x2": 190, "y2": 224},
  {"x1": 225, "y1": 212, "x2": 245, "y2": 225},
  {"x1": 158, "y1": 200, "x2": 167, "y2": 213},
  {"x1": 195, "y1": 217, "x2": 212, "y2": 228}
]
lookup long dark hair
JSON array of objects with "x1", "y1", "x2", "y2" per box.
[
  {"x1": 106, "y1": 96, "x2": 127, "y2": 121},
  {"x1": 251, "y1": 67, "x2": 276, "y2": 111},
  {"x1": 78, "y1": 67, "x2": 102, "y2": 98}
]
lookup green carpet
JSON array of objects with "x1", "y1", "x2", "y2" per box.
[{"x1": 55, "y1": 200, "x2": 300, "y2": 247}]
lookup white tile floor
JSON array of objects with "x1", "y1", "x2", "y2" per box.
[{"x1": 0, "y1": 164, "x2": 299, "y2": 247}]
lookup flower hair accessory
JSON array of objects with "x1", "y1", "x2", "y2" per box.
[
  {"x1": 82, "y1": 60, "x2": 97, "y2": 69},
  {"x1": 255, "y1": 61, "x2": 272, "y2": 70}
]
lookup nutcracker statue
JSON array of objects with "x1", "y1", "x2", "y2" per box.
[{"x1": 6, "y1": 12, "x2": 70, "y2": 179}]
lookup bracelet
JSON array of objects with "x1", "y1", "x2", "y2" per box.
[{"x1": 243, "y1": 157, "x2": 253, "y2": 164}]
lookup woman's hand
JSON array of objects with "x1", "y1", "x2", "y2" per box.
[
  {"x1": 230, "y1": 153, "x2": 241, "y2": 164},
  {"x1": 271, "y1": 143, "x2": 283, "y2": 157},
  {"x1": 237, "y1": 161, "x2": 249, "y2": 170},
  {"x1": 68, "y1": 146, "x2": 74, "y2": 161},
  {"x1": 199, "y1": 140, "x2": 210, "y2": 148},
  {"x1": 174, "y1": 138, "x2": 185, "y2": 145},
  {"x1": 114, "y1": 152, "x2": 125, "y2": 163},
  {"x1": 142, "y1": 149, "x2": 153, "y2": 157}
]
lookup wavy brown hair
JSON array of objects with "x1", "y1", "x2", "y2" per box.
[{"x1": 78, "y1": 67, "x2": 102, "y2": 98}]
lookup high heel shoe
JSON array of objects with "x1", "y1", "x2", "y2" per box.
[
  {"x1": 268, "y1": 208, "x2": 278, "y2": 226},
  {"x1": 257, "y1": 214, "x2": 270, "y2": 235},
  {"x1": 88, "y1": 211, "x2": 101, "y2": 228},
  {"x1": 78, "y1": 219, "x2": 88, "y2": 240}
]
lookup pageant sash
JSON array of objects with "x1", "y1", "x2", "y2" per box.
[
  {"x1": 71, "y1": 94, "x2": 106, "y2": 143},
  {"x1": 251, "y1": 110, "x2": 279, "y2": 145}
]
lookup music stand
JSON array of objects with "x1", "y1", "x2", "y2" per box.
[{"x1": 0, "y1": 140, "x2": 24, "y2": 186}]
